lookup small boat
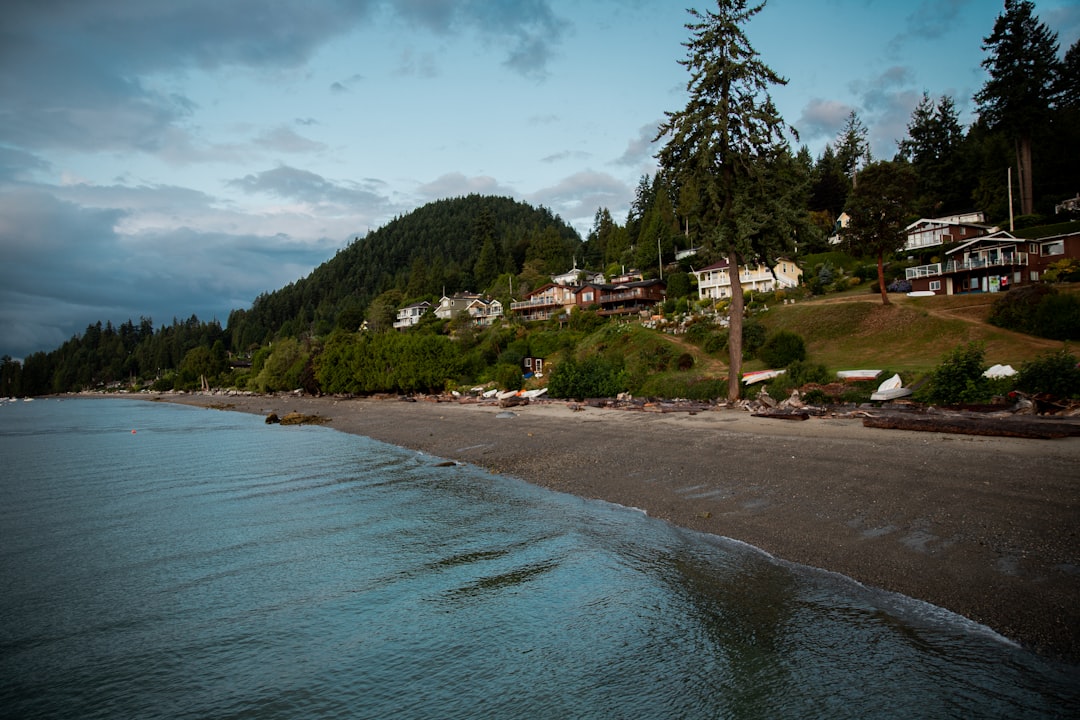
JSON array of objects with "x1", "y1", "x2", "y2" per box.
[
  {"x1": 870, "y1": 373, "x2": 913, "y2": 401},
  {"x1": 742, "y1": 369, "x2": 785, "y2": 385},
  {"x1": 836, "y1": 369, "x2": 882, "y2": 381}
]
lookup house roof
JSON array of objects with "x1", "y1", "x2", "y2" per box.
[{"x1": 945, "y1": 230, "x2": 1019, "y2": 256}]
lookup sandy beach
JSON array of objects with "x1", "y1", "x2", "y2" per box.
[{"x1": 158, "y1": 392, "x2": 1080, "y2": 662}]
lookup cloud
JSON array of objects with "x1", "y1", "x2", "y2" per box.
[
  {"x1": 0, "y1": 185, "x2": 341, "y2": 359},
  {"x1": 228, "y1": 165, "x2": 388, "y2": 210},
  {"x1": 615, "y1": 122, "x2": 663, "y2": 166},
  {"x1": 255, "y1": 127, "x2": 328, "y2": 154},
  {"x1": 794, "y1": 99, "x2": 854, "y2": 149},
  {"x1": 414, "y1": 172, "x2": 516, "y2": 200},
  {"x1": 392, "y1": 0, "x2": 569, "y2": 78},
  {"x1": 527, "y1": 170, "x2": 632, "y2": 234}
]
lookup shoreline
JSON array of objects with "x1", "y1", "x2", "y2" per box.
[{"x1": 150, "y1": 392, "x2": 1080, "y2": 663}]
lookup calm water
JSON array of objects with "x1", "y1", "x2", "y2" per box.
[{"x1": 1, "y1": 398, "x2": 1077, "y2": 719}]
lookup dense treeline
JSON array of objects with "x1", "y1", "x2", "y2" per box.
[
  {"x1": 7, "y1": 0, "x2": 1079, "y2": 399},
  {"x1": 226, "y1": 195, "x2": 582, "y2": 349}
]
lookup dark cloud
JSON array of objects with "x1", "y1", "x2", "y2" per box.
[
  {"x1": 794, "y1": 98, "x2": 855, "y2": 151},
  {"x1": 0, "y1": 185, "x2": 340, "y2": 359},
  {"x1": 1, "y1": 0, "x2": 566, "y2": 159}
]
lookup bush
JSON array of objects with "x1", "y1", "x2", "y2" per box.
[
  {"x1": 1015, "y1": 349, "x2": 1080, "y2": 398},
  {"x1": 547, "y1": 356, "x2": 628, "y2": 399},
  {"x1": 495, "y1": 363, "x2": 524, "y2": 391},
  {"x1": 988, "y1": 285, "x2": 1056, "y2": 334},
  {"x1": 919, "y1": 342, "x2": 990, "y2": 405},
  {"x1": 786, "y1": 359, "x2": 831, "y2": 386},
  {"x1": 1032, "y1": 293, "x2": 1080, "y2": 340},
  {"x1": 676, "y1": 353, "x2": 695, "y2": 370},
  {"x1": 757, "y1": 330, "x2": 807, "y2": 367}
]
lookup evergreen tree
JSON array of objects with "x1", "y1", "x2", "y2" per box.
[
  {"x1": 809, "y1": 144, "x2": 850, "y2": 219},
  {"x1": 898, "y1": 93, "x2": 969, "y2": 215},
  {"x1": 656, "y1": 0, "x2": 792, "y2": 401},
  {"x1": 836, "y1": 110, "x2": 871, "y2": 181},
  {"x1": 1061, "y1": 38, "x2": 1080, "y2": 110},
  {"x1": 975, "y1": 0, "x2": 1061, "y2": 215},
  {"x1": 841, "y1": 161, "x2": 917, "y2": 305}
]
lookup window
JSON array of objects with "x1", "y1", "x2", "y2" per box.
[
  {"x1": 970, "y1": 278, "x2": 979, "y2": 289},
  {"x1": 1043, "y1": 240, "x2": 1064, "y2": 256},
  {"x1": 929, "y1": 281, "x2": 941, "y2": 291}
]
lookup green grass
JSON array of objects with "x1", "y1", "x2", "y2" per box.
[{"x1": 755, "y1": 294, "x2": 1068, "y2": 375}]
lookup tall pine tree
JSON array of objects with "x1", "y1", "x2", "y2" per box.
[
  {"x1": 975, "y1": 0, "x2": 1060, "y2": 216},
  {"x1": 656, "y1": 0, "x2": 792, "y2": 401}
]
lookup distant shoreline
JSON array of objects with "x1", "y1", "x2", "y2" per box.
[{"x1": 122, "y1": 391, "x2": 1080, "y2": 663}]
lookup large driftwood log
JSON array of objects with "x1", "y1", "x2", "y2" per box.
[{"x1": 862, "y1": 413, "x2": 1079, "y2": 439}]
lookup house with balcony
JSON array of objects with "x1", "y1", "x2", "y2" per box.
[
  {"x1": 592, "y1": 279, "x2": 666, "y2": 317},
  {"x1": 509, "y1": 283, "x2": 581, "y2": 322},
  {"x1": 393, "y1": 301, "x2": 431, "y2": 330},
  {"x1": 465, "y1": 297, "x2": 503, "y2": 327},
  {"x1": 692, "y1": 258, "x2": 802, "y2": 301},
  {"x1": 905, "y1": 230, "x2": 1080, "y2": 295},
  {"x1": 903, "y1": 212, "x2": 997, "y2": 253}
]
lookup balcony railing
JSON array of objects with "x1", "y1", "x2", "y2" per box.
[
  {"x1": 906, "y1": 253, "x2": 1028, "y2": 280},
  {"x1": 510, "y1": 297, "x2": 563, "y2": 311}
]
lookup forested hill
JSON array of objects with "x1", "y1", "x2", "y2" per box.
[{"x1": 226, "y1": 194, "x2": 582, "y2": 349}]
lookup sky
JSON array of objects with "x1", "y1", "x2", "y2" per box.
[{"x1": 3, "y1": 0, "x2": 1079, "y2": 361}]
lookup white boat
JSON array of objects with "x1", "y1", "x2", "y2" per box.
[
  {"x1": 836, "y1": 369, "x2": 882, "y2": 381},
  {"x1": 870, "y1": 373, "x2": 912, "y2": 401},
  {"x1": 742, "y1": 369, "x2": 785, "y2": 385}
]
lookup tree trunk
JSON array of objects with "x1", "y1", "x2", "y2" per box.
[
  {"x1": 726, "y1": 252, "x2": 745, "y2": 402},
  {"x1": 877, "y1": 251, "x2": 890, "y2": 305},
  {"x1": 1016, "y1": 136, "x2": 1034, "y2": 216}
]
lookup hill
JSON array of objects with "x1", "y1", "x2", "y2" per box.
[
  {"x1": 226, "y1": 195, "x2": 582, "y2": 348},
  {"x1": 753, "y1": 292, "x2": 1069, "y2": 375}
]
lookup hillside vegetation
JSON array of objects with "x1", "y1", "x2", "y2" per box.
[{"x1": 753, "y1": 293, "x2": 1069, "y2": 375}]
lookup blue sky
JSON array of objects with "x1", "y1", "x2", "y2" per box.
[{"x1": 2, "y1": 0, "x2": 1078, "y2": 360}]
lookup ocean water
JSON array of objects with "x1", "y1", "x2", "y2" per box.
[{"x1": 1, "y1": 398, "x2": 1077, "y2": 719}]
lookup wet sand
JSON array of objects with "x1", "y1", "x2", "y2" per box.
[{"x1": 160, "y1": 393, "x2": 1080, "y2": 662}]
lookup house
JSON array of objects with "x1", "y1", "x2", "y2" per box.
[
  {"x1": 509, "y1": 283, "x2": 581, "y2": 321},
  {"x1": 692, "y1": 258, "x2": 802, "y2": 301},
  {"x1": 551, "y1": 262, "x2": 604, "y2": 286},
  {"x1": 903, "y1": 212, "x2": 997, "y2": 253},
  {"x1": 465, "y1": 297, "x2": 503, "y2": 327},
  {"x1": 592, "y1": 279, "x2": 666, "y2": 317},
  {"x1": 905, "y1": 230, "x2": 1080, "y2": 295},
  {"x1": 434, "y1": 293, "x2": 483, "y2": 320},
  {"x1": 393, "y1": 301, "x2": 431, "y2": 330}
]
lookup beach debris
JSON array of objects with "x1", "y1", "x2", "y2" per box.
[
  {"x1": 836, "y1": 369, "x2": 882, "y2": 382},
  {"x1": 495, "y1": 411, "x2": 518, "y2": 419},
  {"x1": 983, "y1": 364, "x2": 1017, "y2": 378},
  {"x1": 278, "y1": 411, "x2": 331, "y2": 426},
  {"x1": 862, "y1": 412, "x2": 1080, "y2": 439},
  {"x1": 499, "y1": 395, "x2": 530, "y2": 408}
]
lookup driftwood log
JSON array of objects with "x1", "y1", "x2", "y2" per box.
[{"x1": 862, "y1": 413, "x2": 1080, "y2": 439}]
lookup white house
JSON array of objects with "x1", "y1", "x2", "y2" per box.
[
  {"x1": 903, "y1": 212, "x2": 997, "y2": 252},
  {"x1": 393, "y1": 301, "x2": 431, "y2": 330},
  {"x1": 692, "y1": 258, "x2": 802, "y2": 301},
  {"x1": 466, "y1": 298, "x2": 503, "y2": 326}
]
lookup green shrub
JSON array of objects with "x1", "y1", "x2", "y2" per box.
[
  {"x1": 495, "y1": 363, "x2": 524, "y2": 391},
  {"x1": 919, "y1": 342, "x2": 990, "y2": 405},
  {"x1": 677, "y1": 353, "x2": 695, "y2": 370},
  {"x1": 547, "y1": 356, "x2": 628, "y2": 399},
  {"x1": 757, "y1": 330, "x2": 807, "y2": 367},
  {"x1": 637, "y1": 375, "x2": 725, "y2": 401},
  {"x1": 988, "y1": 285, "x2": 1056, "y2": 334},
  {"x1": 786, "y1": 359, "x2": 831, "y2": 386},
  {"x1": 1032, "y1": 293, "x2": 1080, "y2": 340},
  {"x1": 1015, "y1": 349, "x2": 1080, "y2": 398},
  {"x1": 742, "y1": 320, "x2": 767, "y2": 358}
]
